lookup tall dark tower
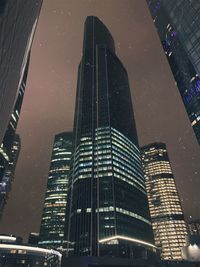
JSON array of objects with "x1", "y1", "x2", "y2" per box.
[
  {"x1": 0, "y1": 56, "x2": 30, "y2": 215},
  {"x1": 64, "y1": 16, "x2": 155, "y2": 261},
  {"x1": 146, "y1": 0, "x2": 200, "y2": 145},
  {"x1": 0, "y1": 0, "x2": 43, "y2": 144}
]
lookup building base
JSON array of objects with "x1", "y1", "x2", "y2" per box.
[{"x1": 62, "y1": 256, "x2": 160, "y2": 267}]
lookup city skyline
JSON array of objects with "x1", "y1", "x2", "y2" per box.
[{"x1": 0, "y1": 0, "x2": 199, "y2": 242}]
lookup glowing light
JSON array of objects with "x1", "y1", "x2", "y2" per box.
[
  {"x1": 0, "y1": 236, "x2": 16, "y2": 241},
  {"x1": 0, "y1": 244, "x2": 62, "y2": 258},
  {"x1": 99, "y1": 235, "x2": 156, "y2": 248}
]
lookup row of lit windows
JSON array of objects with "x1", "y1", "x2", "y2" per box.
[
  {"x1": 113, "y1": 167, "x2": 145, "y2": 190},
  {"x1": 111, "y1": 127, "x2": 140, "y2": 153},
  {"x1": 74, "y1": 206, "x2": 150, "y2": 225}
]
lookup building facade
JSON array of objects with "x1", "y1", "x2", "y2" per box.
[
  {"x1": 146, "y1": 0, "x2": 200, "y2": 145},
  {"x1": 161, "y1": 0, "x2": 200, "y2": 76},
  {"x1": 64, "y1": 16, "x2": 155, "y2": 260},
  {"x1": 0, "y1": 134, "x2": 21, "y2": 217},
  {"x1": 0, "y1": 235, "x2": 61, "y2": 267},
  {"x1": 0, "y1": 0, "x2": 42, "y2": 144},
  {"x1": 39, "y1": 132, "x2": 73, "y2": 251},
  {"x1": 141, "y1": 143, "x2": 187, "y2": 260},
  {"x1": 0, "y1": 0, "x2": 42, "y2": 215},
  {"x1": 0, "y1": 54, "x2": 30, "y2": 216}
]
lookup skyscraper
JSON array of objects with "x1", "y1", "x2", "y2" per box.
[
  {"x1": 0, "y1": 0, "x2": 42, "y2": 144},
  {"x1": 0, "y1": 54, "x2": 30, "y2": 216},
  {"x1": 146, "y1": 1, "x2": 200, "y2": 145},
  {"x1": 141, "y1": 143, "x2": 187, "y2": 260},
  {"x1": 64, "y1": 16, "x2": 155, "y2": 261},
  {"x1": 39, "y1": 132, "x2": 73, "y2": 251}
]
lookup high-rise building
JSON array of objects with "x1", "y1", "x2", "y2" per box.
[
  {"x1": 64, "y1": 16, "x2": 155, "y2": 261},
  {"x1": 141, "y1": 142, "x2": 187, "y2": 260},
  {"x1": 0, "y1": 53, "x2": 30, "y2": 216},
  {"x1": 0, "y1": 134, "x2": 21, "y2": 217},
  {"x1": 39, "y1": 132, "x2": 73, "y2": 251},
  {"x1": 0, "y1": 0, "x2": 42, "y2": 144},
  {"x1": 146, "y1": 1, "x2": 200, "y2": 145}
]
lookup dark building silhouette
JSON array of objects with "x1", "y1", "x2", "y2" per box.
[
  {"x1": 0, "y1": 0, "x2": 42, "y2": 144},
  {"x1": 63, "y1": 16, "x2": 155, "y2": 262},
  {"x1": 0, "y1": 0, "x2": 42, "y2": 217},
  {"x1": 0, "y1": 54, "x2": 30, "y2": 216},
  {"x1": 141, "y1": 143, "x2": 187, "y2": 260},
  {"x1": 39, "y1": 132, "x2": 73, "y2": 251},
  {"x1": 28, "y1": 233, "x2": 39, "y2": 246},
  {"x1": 146, "y1": 0, "x2": 200, "y2": 145}
]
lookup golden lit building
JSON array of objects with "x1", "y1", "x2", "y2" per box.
[{"x1": 141, "y1": 143, "x2": 187, "y2": 260}]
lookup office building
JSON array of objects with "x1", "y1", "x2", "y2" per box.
[
  {"x1": 0, "y1": 0, "x2": 42, "y2": 216},
  {"x1": 147, "y1": 0, "x2": 200, "y2": 145},
  {"x1": 141, "y1": 143, "x2": 187, "y2": 260},
  {"x1": 64, "y1": 16, "x2": 155, "y2": 262},
  {"x1": 0, "y1": 55, "x2": 29, "y2": 214},
  {"x1": 0, "y1": 134, "x2": 20, "y2": 217},
  {"x1": 0, "y1": 0, "x2": 42, "y2": 144},
  {"x1": 39, "y1": 132, "x2": 73, "y2": 251},
  {"x1": 0, "y1": 234, "x2": 61, "y2": 267},
  {"x1": 0, "y1": 56, "x2": 28, "y2": 193}
]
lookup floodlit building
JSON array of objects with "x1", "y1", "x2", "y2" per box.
[{"x1": 141, "y1": 142, "x2": 187, "y2": 260}]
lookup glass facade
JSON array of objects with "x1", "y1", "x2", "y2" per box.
[
  {"x1": 64, "y1": 16, "x2": 155, "y2": 259},
  {"x1": 39, "y1": 132, "x2": 73, "y2": 251},
  {"x1": 0, "y1": 0, "x2": 42, "y2": 144},
  {"x1": 147, "y1": 0, "x2": 200, "y2": 145},
  {"x1": 161, "y1": 0, "x2": 200, "y2": 76},
  {"x1": 0, "y1": 54, "x2": 30, "y2": 217},
  {"x1": 141, "y1": 143, "x2": 187, "y2": 260}
]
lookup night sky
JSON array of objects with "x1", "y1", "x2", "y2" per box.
[{"x1": 0, "y1": 0, "x2": 200, "y2": 241}]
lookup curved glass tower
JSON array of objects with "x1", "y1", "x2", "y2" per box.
[
  {"x1": 64, "y1": 16, "x2": 155, "y2": 258},
  {"x1": 39, "y1": 132, "x2": 72, "y2": 251}
]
